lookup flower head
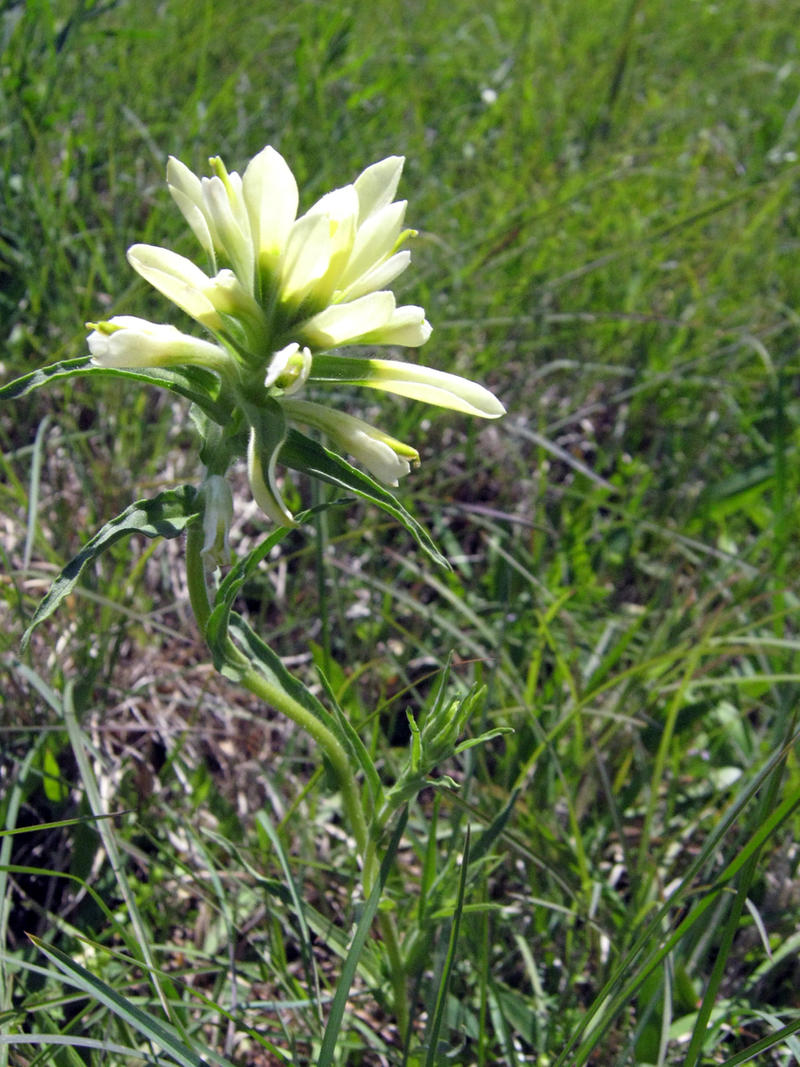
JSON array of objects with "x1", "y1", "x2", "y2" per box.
[{"x1": 87, "y1": 144, "x2": 504, "y2": 533}]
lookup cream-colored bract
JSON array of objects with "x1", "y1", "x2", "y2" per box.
[
  {"x1": 86, "y1": 144, "x2": 504, "y2": 529},
  {"x1": 284, "y1": 399, "x2": 420, "y2": 486},
  {"x1": 163, "y1": 147, "x2": 417, "y2": 342},
  {"x1": 87, "y1": 316, "x2": 229, "y2": 372},
  {"x1": 343, "y1": 358, "x2": 506, "y2": 418}
]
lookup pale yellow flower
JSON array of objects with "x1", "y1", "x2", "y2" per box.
[
  {"x1": 156, "y1": 147, "x2": 427, "y2": 353},
  {"x1": 87, "y1": 144, "x2": 505, "y2": 530},
  {"x1": 87, "y1": 316, "x2": 229, "y2": 372}
]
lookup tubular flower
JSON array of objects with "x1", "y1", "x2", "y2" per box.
[
  {"x1": 87, "y1": 317, "x2": 230, "y2": 372},
  {"x1": 284, "y1": 399, "x2": 420, "y2": 486},
  {"x1": 86, "y1": 144, "x2": 505, "y2": 529}
]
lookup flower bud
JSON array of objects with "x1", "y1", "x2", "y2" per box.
[
  {"x1": 283, "y1": 399, "x2": 419, "y2": 485},
  {"x1": 87, "y1": 316, "x2": 230, "y2": 371},
  {"x1": 264, "y1": 343, "x2": 313, "y2": 395}
]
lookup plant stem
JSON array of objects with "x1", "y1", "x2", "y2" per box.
[
  {"x1": 185, "y1": 521, "x2": 213, "y2": 631},
  {"x1": 237, "y1": 664, "x2": 369, "y2": 859},
  {"x1": 185, "y1": 520, "x2": 369, "y2": 856},
  {"x1": 184, "y1": 519, "x2": 407, "y2": 1035},
  {"x1": 379, "y1": 912, "x2": 409, "y2": 1042}
]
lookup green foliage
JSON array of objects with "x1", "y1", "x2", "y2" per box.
[
  {"x1": 20, "y1": 486, "x2": 200, "y2": 645},
  {"x1": 3, "y1": 0, "x2": 800, "y2": 1064}
]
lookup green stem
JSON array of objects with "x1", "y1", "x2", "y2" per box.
[
  {"x1": 185, "y1": 518, "x2": 369, "y2": 858},
  {"x1": 184, "y1": 519, "x2": 406, "y2": 1032},
  {"x1": 379, "y1": 911, "x2": 409, "y2": 1042},
  {"x1": 185, "y1": 521, "x2": 213, "y2": 631},
  {"x1": 363, "y1": 835, "x2": 409, "y2": 1039},
  {"x1": 238, "y1": 664, "x2": 369, "y2": 860}
]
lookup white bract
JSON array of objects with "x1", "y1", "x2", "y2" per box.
[
  {"x1": 337, "y1": 358, "x2": 505, "y2": 417},
  {"x1": 87, "y1": 316, "x2": 229, "y2": 372},
  {"x1": 87, "y1": 144, "x2": 505, "y2": 531},
  {"x1": 284, "y1": 399, "x2": 420, "y2": 486},
  {"x1": 264, "y1": 343, "x2": 313, "y2": 395}
]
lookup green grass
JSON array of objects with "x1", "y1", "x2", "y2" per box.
[{"x1": 3, "y1": 0, "x2": 800, "y2": 1063}]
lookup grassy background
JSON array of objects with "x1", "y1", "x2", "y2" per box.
[{"x1": 3, "y1": 0, "x2": 800, "y2": 1063}]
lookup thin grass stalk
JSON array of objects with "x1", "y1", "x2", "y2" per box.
[
  {"x1": 61, "y1": 682, "x2": 177, "y2": 1024},
  {"x1": 683, "y1": 696, "x2": 800, "y2": 1066}
]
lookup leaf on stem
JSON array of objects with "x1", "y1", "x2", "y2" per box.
[
  {"x1": 0, "y1": 357, "x2": 230, "y2": 424},
  {"x1": 280, "y1": 428, "x2": 449, "y2": 569},
  {"x1": 22, "y1": 486, "x2": 201, "y2": 647}
]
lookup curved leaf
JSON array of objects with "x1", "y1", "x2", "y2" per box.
[
  {"x1": 22, "y1": 486, "x2": 200, "y2": 647},
  {"x1": 226, "y1": 611, "x2": 350, "y2": 749},
  {"x1": 280, "y1": 428, "x2": 448, "y2": 569},
  {"x1": 1, "y1": 357, "x2": 230, "y2": 424}
]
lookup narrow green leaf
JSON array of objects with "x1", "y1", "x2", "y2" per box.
[
  {"x1": 708, "y1": 785, "x2": 800, "y2": 890},
  {"x1": 454, "y1": 726, "x2": 514, "y2": 755},
  {"x1": 486, "y1": 977, "x2": 522, "y2": 1067},
  {"x1": 62, "y1": 682, "x2": 177, "y2": 1020},
  {"x1": 220, "y1": 611, "x2": 358, "y2": 763},
  {"x1": 28, "y1": 936, "x2": 230, "y2": 1067},
  {"x1": 717, "y1": 1017, "x2": 800, "y2": 1066},
  {"x1": 205, "y1": 502, "x2": 340, "y2": 667},
  {"x1": 317, "y1": 808, "x2": 408, "y2": 1067},
  {"x1": 555, "y1": 730, "x2": 800, "y2": 1067},
  {"x1": 408, "y1": 710, "x2": 422, "y2": 774},
  {"x1": 0, "y1": 357, "x2": 229, "y2": 423},
  {"x1": 212, "y1": 504, "x2": 334, "y2": 615},
  {"x1": 23, "y1": 414, "x2": 51, "y2": 570},
  {"x1": 424, "y1": 825, "x2": 471, "y2": 1066},
  {"x1": 469, "y1": 787, "x2": 520, "y2": 867},
  {"x1": 254, "y1": 810, "x2": 320, "y2": 1009},
  {"x1": 0, "y1": 812, "x2": 123, "y2": 838},
  {"x1": 315, "y1": 666, "x2": 384, "y2": 811},
  {"x1": 0, "y1": 740, "x2": 43, "y2": 1019},
  {"x1": 0, "y1": 1033, "x2": 162, "y2": 1061},
  {"x1": 280, "y1": 428, "x2": 449, "y2": 569},
  {"x1": 22, "y1": 486, "x2": 200, "y2": 646},
  {"x1": 205, "y1": 529, "x2": 294, "y2": 668}
]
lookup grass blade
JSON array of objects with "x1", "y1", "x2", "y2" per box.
[
  {"x1": 317, "y1": 808, "x2": 408, "y2": 1067},
  {"x1": 27, "y1": 936, "x2": 227, "y2": 1067},
  {"x1": 424, "y1": 825, "x2": 471, "y2": 1066}
]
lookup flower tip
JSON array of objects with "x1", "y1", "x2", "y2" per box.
[
  {"x1": 483, "y1": 392, "x2": 506, "y2": 418},
  {"x1": 125, "y1": 243, "x2": 147, "y2": 269}
]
